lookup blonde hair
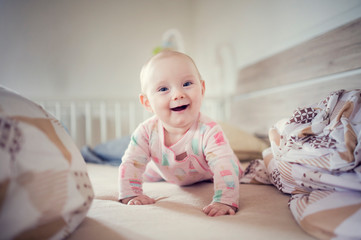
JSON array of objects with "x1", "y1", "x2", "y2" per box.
[{"x1": 140, "y1": 50, "x2": 202, "y2": 94}]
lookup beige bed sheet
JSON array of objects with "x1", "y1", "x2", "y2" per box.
[{"x1": 68, "y1": 163, "x2": 316, "y2": 240}]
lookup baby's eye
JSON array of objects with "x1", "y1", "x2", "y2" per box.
[
  {"x1": 183, "y1": 81, "x2": 192, "y2": 87},
  {"x1": 158, "y1": 87, "x2": 168, "y2": 92}
]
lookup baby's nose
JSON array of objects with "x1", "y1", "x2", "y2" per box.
[{"x1": 173, "y1": 89, "x2": 185, "y2": 100}]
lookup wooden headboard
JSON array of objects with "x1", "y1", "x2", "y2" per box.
[{"x1": 230, "y1": 17, "x2": 361, "y2": 136}]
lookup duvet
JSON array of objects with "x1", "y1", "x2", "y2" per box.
[{"x1": 241, "y1": 89, "x2": 361, "y2": 240}]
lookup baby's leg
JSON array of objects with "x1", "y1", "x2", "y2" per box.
[{"x1": 143, "y1": 161, "x2": 164, "y2": 182}]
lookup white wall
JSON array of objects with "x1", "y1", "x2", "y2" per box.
[
  {"x1": 1, "y1": 0, "x2": 361, "y2": 100},
  {"x1": 0, "y1": 0, "x2": 193, "y2": 100},
  {"x1": 192, "y1": 0, "x2": 361, "y2": 97}
]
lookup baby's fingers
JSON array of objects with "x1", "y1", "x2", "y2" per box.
[
  {"x1": 128, "y1": 195, "x2": 155, "y2": 205},
  {"x1": 227, "y1": 208, "x2": 236, "y2": 215},
  {"x1": 140, "y1": 196, "x2": 156, "y2": 204},
  {"x1": 203, "y1": 203, "x2": 237, "y2": 217},
  {"x1": 202, "y1": 205, "x2": 213, "y2": 215},
  {"x1": 128, "y1": 198, "x2": 141, "y2": 205},
  {"x1": 203, "y1": 205, "x2": 222, "y2": 217},
  {"x1": 210, "y1": 207, "x2": 229, "y2": 217},
  {"x1": 210, "y1": 209, "x2": 224, "y2": 217}
]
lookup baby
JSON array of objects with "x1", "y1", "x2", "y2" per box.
[{"x1": 118, "y1": 50, "x2": 243, "y2": 217}]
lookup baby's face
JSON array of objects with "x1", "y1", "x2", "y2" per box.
[{"x1": 141, "y1": 54, "x2": 205, "y2": 131}]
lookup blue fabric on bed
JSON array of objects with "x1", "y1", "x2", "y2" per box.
[{"x1": 81, "y1": 136, "x2": 131, "y2": 166}]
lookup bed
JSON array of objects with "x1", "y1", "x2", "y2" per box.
[{"x1": 1, "y1": 17, "x2": 360, "y2": 240}]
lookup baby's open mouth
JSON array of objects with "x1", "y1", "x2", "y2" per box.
[{"x1": 170, "y1": 104, "x2": 189, "y2": 111}]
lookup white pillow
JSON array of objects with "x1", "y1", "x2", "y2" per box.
[
  {"x1": 218, "y1": 122, "x2": 269, "y2": 161},
  {"x1": 0, "y1": 86, "x2": 94, "y2": 239}
]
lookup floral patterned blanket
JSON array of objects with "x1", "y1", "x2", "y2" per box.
[{"x1": 241, "y1": 89, "x2": 361, "y2": 240}]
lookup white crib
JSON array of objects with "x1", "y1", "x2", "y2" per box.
[{"x1": 37, "y1": 97, "x2": 228, "y2": 148}]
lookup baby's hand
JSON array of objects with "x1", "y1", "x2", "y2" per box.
[
  {"x1": 202, "y1": 202, "x2": 237, "y2": 217},
  {"x1": 120, "y1": 194, "x2": 156, "y2": 205}
]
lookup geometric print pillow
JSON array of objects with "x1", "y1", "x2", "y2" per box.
[{"x1": 0, "y1": 86, "x2": 94, "y2": 239}]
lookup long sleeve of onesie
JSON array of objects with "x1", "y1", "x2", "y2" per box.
[
  {"x1": 118, "y1": 120, "x2": 152, "y2": 200},
  {"x1": 202, "y1": 122, "x2": 242, "y2": 209}
]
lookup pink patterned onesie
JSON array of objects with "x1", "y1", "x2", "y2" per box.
[{"x1": 118, "y1": 113, "x2": 243, "y2": 208}]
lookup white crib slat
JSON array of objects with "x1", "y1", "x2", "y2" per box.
[
  {"x1": 128, "y1": 101, "x2": 135, "y2": 134},
  {"x1": 115, "y1": 102, "x2": 122, "y2": 138},
  {"x1": 224, "y1": 97, "x2": 231, "y2": 121},
  {"x1": 142, "y1": 109, "x2": 148, "y2": 122},
  {"x1": 100, "y1": 102, "x2": 107, "y2": 142},
  {"x1": 70, "y1": 102, "x2": 77, "y2": 142},
  {"x1": 54, "y1": 102, "x2": 61, "y2": 120},
  {"x1": 85, "y1": 102, "x2": 92, "y2": 146}
]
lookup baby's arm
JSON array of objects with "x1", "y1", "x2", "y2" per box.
[
  {"x1": 120, "y1": 194, "x2": 156, "y2": 205},
  {"x1": 202, "y1": 202, "x2": 237, "y2": 217},
  {"x1": 202, "y1": 122, "x2": 242, "y2": 216},
  {"x1": 119, "y1": 123, "x2": 152, "y2": 202}
]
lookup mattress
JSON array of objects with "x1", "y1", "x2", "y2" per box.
[{"x1": 68, "y1": 163, "x2": 316, "y2": 240}]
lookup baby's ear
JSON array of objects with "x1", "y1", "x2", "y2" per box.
[
  {"x1": 201, "y1": 80, "x2": 206, "y2": 97},
  {"x1": 139, "y1": 94, "x2": 153, "y2": 112}
]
